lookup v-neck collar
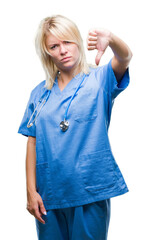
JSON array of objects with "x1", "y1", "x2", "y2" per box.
[{"x1": 53, "y1": 72, "x2": 84, "y2": 96}]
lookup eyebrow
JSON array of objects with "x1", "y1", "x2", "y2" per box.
[
  {"x1": 47, "y1": 43, "x2": 59, "y2": 47},
  {"x1": 47, "y1": 40, "x2": 71, "y2": 47}
]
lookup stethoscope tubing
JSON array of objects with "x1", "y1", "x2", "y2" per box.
[{"x1": 27, "y1": 73, "x2": 87, "y2": 129}]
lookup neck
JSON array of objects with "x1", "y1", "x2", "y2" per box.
[{"x1": 57, "y1": 67, "x2": 81, "y2": 84}]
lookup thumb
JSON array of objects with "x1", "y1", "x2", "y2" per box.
[
  {"x1": 95, "y1": 50, "x2": 103, "y2": 65},
  {"x1": 39, "y1": 201, "x2": 47, "y2": 215}
]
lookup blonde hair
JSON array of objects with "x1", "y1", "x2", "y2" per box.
[{"x1": 35, "y1": 15, "x2": 90, "y2": 90}]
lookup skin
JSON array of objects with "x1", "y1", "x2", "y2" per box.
[
  {"x1": 45, "y1": 33, "x2": 81, "y2": 91},
  {"x1": 26, "y1": 28, "x2": 132, "y2": 224},
  {"x1": 26, "y1": 137, "x2": 46, "y2": 224},
  {"x1": 87, "y1": 28, "x2": 133, "y2": 81}
]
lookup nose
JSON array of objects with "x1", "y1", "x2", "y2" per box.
[{"x1": 60, "y1": 43, "x2": 67, "y2": 55}]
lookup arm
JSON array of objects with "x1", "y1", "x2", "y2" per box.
[
  {"x1": 87, "y1": 28, "x2": 133, "y2": 82},
  {"x1": 26, "y1": 136, "x2": 46, "y2": 224},
  {"x1": 109, "y1": 33, "x2": 132, "y2": 81}
]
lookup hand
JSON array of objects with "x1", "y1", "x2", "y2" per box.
[
  {"x1": 87, "y1": 28, "x2": 111, "y2": 65},
  {"x1": 26, "y1": 191, "x2": 47, "y2": 224}
]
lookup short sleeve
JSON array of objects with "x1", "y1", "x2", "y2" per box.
[
  {"x1": 18, "y1": 91, "x2": 36, "y2": 137},
  {"x1": 100, "y1": 58, "x2": 130, "y2": 100},
  {"x1": 17, "y1": 80, "x2": 49, "y2": 137}
]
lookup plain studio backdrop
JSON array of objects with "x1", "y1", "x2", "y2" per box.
[{"x1": 0, "y1": 0, "x2": 149, "y2": 239}]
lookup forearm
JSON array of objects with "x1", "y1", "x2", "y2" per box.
[
  {"x1": 109, "y1": 33, "x2": 133, "y2": 65},
  {"x1": 26, "y1": 136, "x2": 36, "y2": 194}
]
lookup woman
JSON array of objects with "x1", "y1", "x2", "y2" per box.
[{"x1": 18, "y1": 15, "x2": 132, "y2": 240}]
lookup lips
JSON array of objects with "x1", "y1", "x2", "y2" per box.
[{"x1": 61, "y1": 57, "x2": 71, "y2": 62}]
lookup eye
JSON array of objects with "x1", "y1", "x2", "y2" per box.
[{"x1": 50, "y1": 45, "x2": 58, "y2": 50}]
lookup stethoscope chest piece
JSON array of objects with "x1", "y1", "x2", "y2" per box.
[
  {"x1": 59, "y1": 73, "x2": 87, "y2": 133},
  {"x1": 60, "y1": 119, "x2": 69, "y2": 132}
]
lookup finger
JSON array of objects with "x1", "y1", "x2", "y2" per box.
[
  {"x1": 87, "y1": 45, "x2": 96, "y2": 50},
  {"x1": 88, "y1": 30, "x2": 97, "y2": 36},
  {"x1": 87, "y1": 40, "x2": 97, "y2": 46},
  {"x1": 88, "y1": 36, "x2": 97, "y2": 41},
  {"x1": 39, "y1": 201, "x2": 47, "y2": 216},
  {"x1": 34, "y1": 209, "x2": 45, "y2": 224},
  {"x1": 95, "y1": 51, "x2": 104, "y2": 65}
]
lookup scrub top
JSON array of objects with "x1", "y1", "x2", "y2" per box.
[{"x1": 18, "y1": 59, "x2": 130, "y2": 210}]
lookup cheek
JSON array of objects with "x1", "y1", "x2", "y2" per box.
[
  {"x1": 72, "y1": 46, "x2": 80, "y2": 59},
  {"x1": 50, "y1": 55, "x2": 59, "y2": 63}
]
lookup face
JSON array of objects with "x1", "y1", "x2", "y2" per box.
[{"x1": 45, "y1": 33, "x2": 80, "y2": 72}]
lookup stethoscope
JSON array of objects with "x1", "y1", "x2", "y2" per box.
[
  {"x1": 27, "y1": 73, "x2": 87, "y2": 132},
  {"x1": 27, "y1": 89, "x2": 51, "y2": 128}
]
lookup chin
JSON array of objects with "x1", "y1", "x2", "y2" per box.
[{"x1": 61, "y1": 63, "x2": 76, "y2": 70}]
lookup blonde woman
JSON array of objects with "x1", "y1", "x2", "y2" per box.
[{"x1": 18, "y1": 15, "x2": 132, "y2": 240}]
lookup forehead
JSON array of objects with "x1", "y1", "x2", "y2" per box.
[{"x1": 45, "y1": 33, "x2": 61, "y2": 45}]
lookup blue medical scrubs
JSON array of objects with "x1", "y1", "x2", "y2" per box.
[
  {"x1": 35, "y1": 199, "x2": 111, "y2": 240},
  {"x1": 18, "y1": 59, "x2": 130, "y2": 239}
]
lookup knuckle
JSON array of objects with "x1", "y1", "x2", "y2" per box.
[
  {"x1": 39, "y1": 203, "x2": 44, "y2": 209},
  {"x1": 39, "y1": 201, "x2": 44, "y2": 206},
  {"x1": 26, "y1": 205, "x2": 30, "y2": 211},
  {"x1": 33, "y1": 206, "x2": 39, "y2": 212},
  {"x1": 26, "y1": 204, "x2": 38, "y2": 212}
]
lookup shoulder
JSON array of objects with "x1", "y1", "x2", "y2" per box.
[
  {"x1": 88, "y1": 60, "x2": 113, "y2": 80},
  {"x1": 30, "y1": 80, "x2": 47, "y2": 102},
  {"x1": 31, "y1": 80, "x2": 46, "y2": 96},
  {"x1": 87, "y1": 63, "x2": 108, "y2": 81},
  {"x1": 88, "y1": 60, "x2": 111, "y2": 75}
]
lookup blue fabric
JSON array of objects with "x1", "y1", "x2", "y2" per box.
[
  {"x1": 35, "y1": 199, "x2": 110, "y2": 240},
  {"x1": 18, "y1": 81, "x2": 49, "y2": 137},
  {"x1": 18, "y1": 59, "x2": 130, "y2": 210}
]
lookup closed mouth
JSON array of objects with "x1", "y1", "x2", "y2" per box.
[{"x1": 61, "y1": 57, "x2": 71, "y2": 61}]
